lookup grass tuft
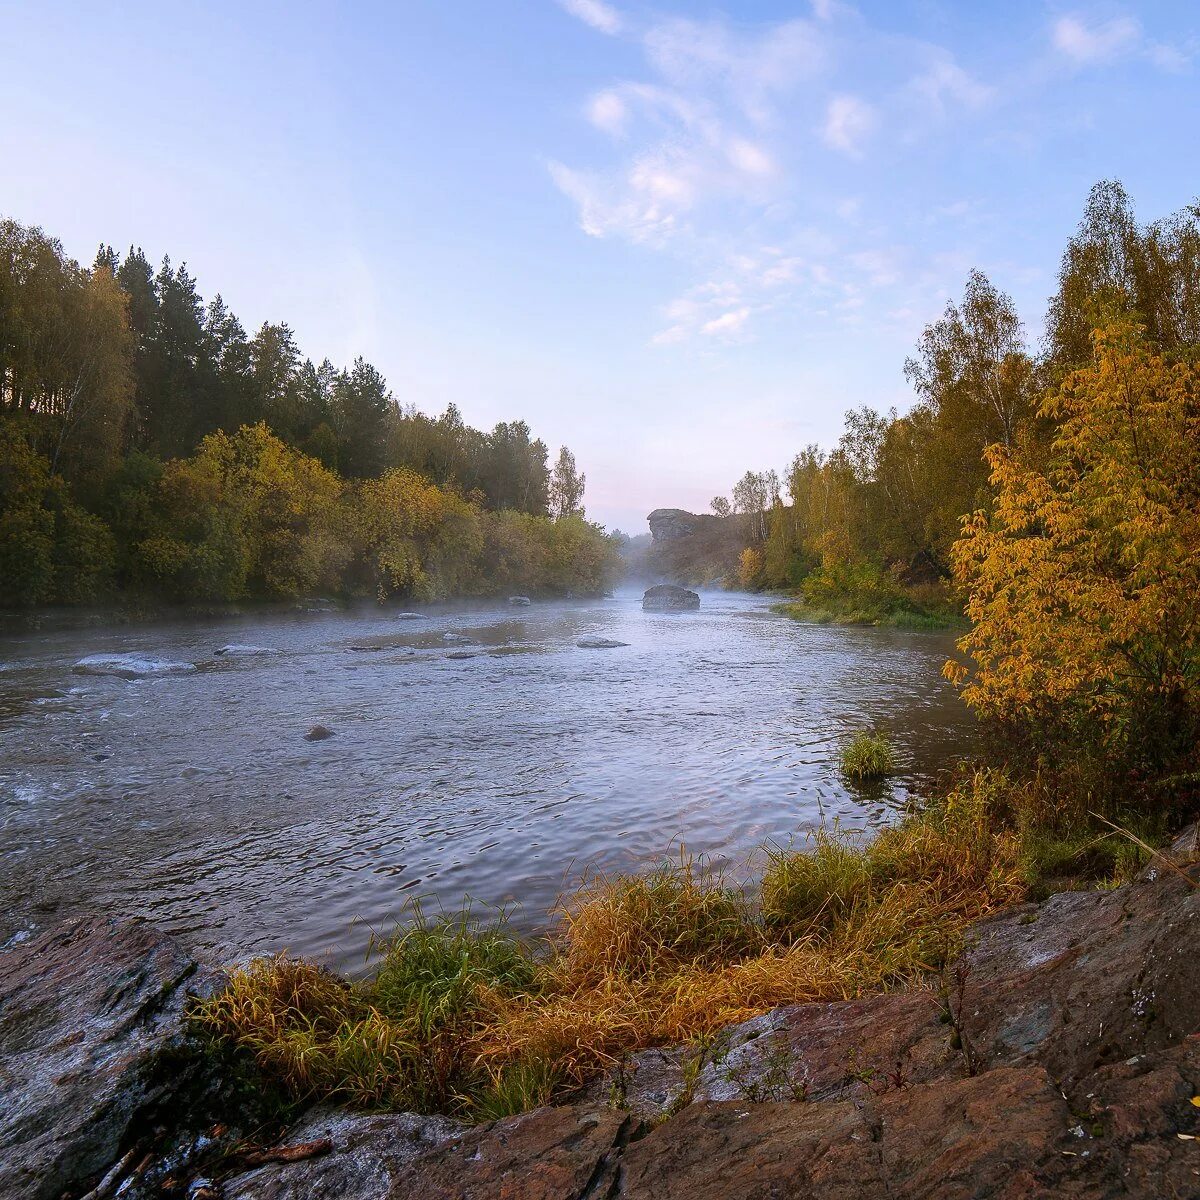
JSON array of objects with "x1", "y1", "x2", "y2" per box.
[{"x1": 840, "y1": 731, "x2": 896, "y2": 782}]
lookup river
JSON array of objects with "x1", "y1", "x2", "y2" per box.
[{"x1": 0, "y1": 591, "x2": 972, "y2": 971}]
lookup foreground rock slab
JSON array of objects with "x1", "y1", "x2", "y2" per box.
[
  {"x1": 0, "y1": 918, "x2": 219, "y2": 1200},
  {"x1": 9, "y1": 833, "x2": 1199, "y2": 1199}
]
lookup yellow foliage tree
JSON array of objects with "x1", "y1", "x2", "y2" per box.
[
  {"x1": 948, "y1": 321, "x2": 1200, "y2": 778},
  {"x1": 358, "y1": 467, "x2": 483, "y2": 601}
]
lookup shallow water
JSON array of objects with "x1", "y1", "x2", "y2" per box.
[{"x1": 0, "y1": 591, "x2": 972, "y2": 970}]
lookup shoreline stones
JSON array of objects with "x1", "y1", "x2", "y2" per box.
[{"x1": 642, "y1": 585, "x2": 701, "y2": 612}]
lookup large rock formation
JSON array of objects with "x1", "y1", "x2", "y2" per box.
[
  {"x1": 5, "y1": 830, "x2": 1199, "y2": 1199},
  {"x1": 647, "y1": 508, "x2": 699, "y2": 542},
  {"x1": 644, "y1": 509, "x2": 745, "y2": 586}
]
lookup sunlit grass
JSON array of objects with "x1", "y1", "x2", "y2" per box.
[{"x1": 194, "y1": 768, "x2": 1148, "y2": 1121}]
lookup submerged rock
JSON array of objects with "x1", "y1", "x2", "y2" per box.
[
  {"x1": 445, "y1": 651, "x2": 477, "y2": 660},
  {"x1": 214, "y1": 645, "x2": 280, "y2": 657},
  {"x1": 441, "y1": 633, "x2": 475, "y2": 645},
  {"x1": 304, "y1": 725, "x2": 335, "y2": 741},
  {"x1": 577, "y1": 637, "x2": 629, "y2": 649},
  {"x1": 72, "y1": 653, "x2": 197, "y2": 678},
  {"x1": 642, "y1": 584, "x2": 701, "y2": 612}
]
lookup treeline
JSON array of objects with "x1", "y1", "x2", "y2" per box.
[
  {"x1": 719, "y1": 180, "x2": 1200, "y2": 809},
  {"x1": 0, "y1": 220, "x2": 615, "y2": 607},
  {"x1": 720, "y1": 181, "x2": 1200, "y2": 628}
]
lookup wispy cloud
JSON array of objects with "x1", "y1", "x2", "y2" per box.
[
  {"x1": 1052, "y1": 13, "x2": 1190, "y2": 71},
  {"x1": 821, "y1": 94, "x2": 875, "y2": 157},
  {"x1": 548, "y1": 6, "x2": 1011, "y2": 346},
  {"x1": 1052, "y1": 15, "x2": 1140, "y2": 63},
  {"x1": 908, "y1": 59, "x2": 994, "y2": 114},
  {"x1": 558, "y1": 0, "x2": 623, "y2": 36}
]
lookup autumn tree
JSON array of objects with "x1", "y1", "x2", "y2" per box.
[
  {"x1": 948, "y1": 321, "x2": 1200, "y2": 790},
  {"x1": 549, "y1": 446, "x2": 585, "y2": 519},
  {"x1": 1046, "y1": 181, "x2": 1200, "y2": 375}
]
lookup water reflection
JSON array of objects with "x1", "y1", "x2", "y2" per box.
[{"x1": 0, "y1": 591, "x2": 973, "y2": 970}]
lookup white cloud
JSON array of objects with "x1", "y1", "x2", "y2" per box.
[
  {"x1": 1052, "y1": 15, "x2": 1140, "y2": 64},
  {"x1": 909, "y1": 59, "x2": 993, "y2": 113},
  {"x1": 701, "y1": 307, "x2": 751, "y2": 336},
  {"x1": 1051, "y1": 13, "x2": 1190, "y2": 72},
  {"x1": 822, "y1": 94, "x2": 875, "y2": 156},
  {"x1": 726, "y1": 138, "x2": 775, "y2": 177},
  {"x1": 643, "y1": 17, "x2": 826, "y2": 122},
  {"x1": 558, "y1": 0, "x2": 623, "y2": 36},
  {"x1": 586, "y1": 90, "x2": 628, "y2": 136}
]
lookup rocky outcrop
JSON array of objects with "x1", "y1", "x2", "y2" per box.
[
  {"x1": 644, "y1": 508, "x2": 745, "y2": 586},
  {"x1": 214, "y1": 835, "x2": 1200, "y2": 1199},
  {"x1": 643, "y1": 584, "x2": 701, "y2": 611},
  {"x1": 221, "y1": 1110, "x2": 462, "y2": 1200},
  {"x1": 647, "y1": 509, "x2": 698, "y2": 543},
  {"x1": 0, "y1": 918, "x2": 221, "y2": 1200},
  {"x1": 7, "y1": 835, "x2": 1198, "y2": 1199}
]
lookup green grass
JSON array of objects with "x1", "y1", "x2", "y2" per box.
[
  {"x1": 191, "y1": 768, "x2": 1183, "y2": 1124},
  {"x1": 840, "y1": 732, "x2": 896, "y2": 782}
]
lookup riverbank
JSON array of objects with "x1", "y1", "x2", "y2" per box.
[
  {"x1": 4, "y1": 816, "x2": 1196, "y2": 1199},
  {"x1": 770, "y1": 582, "x2": 966, "y2": 631}
]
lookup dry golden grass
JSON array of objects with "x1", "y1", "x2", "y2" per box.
[{"x1": 194, "y1": 769, "x2": 1039, "y2": 1117}]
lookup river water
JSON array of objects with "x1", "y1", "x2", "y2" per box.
[{"x1": 0, "y1": 591, "x2": 972, "y2": 971}]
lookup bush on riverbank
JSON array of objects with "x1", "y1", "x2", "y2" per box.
[{"x1": 194, "y1": 768, "x2": 1155, "y2": 1120}]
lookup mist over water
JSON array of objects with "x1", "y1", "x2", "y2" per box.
[{"x1": 0, "y1": 591, "x2": 972, "y2": 971}]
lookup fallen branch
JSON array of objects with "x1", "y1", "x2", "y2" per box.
[
  {"x1": 1090, "y1": 812, "x2": 1199, "y2": 890},
  {"x1": 237, "y1": 1138, "x2": 333, "y2": 1167},
  {"x1": 78, "y1": 1148, "x2": 137, "y2": 1200}
]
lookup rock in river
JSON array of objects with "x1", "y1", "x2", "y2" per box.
[
  {"x1": 578, "y1": 637, "x2": 629, "y2": 649},
  {"x1": 72, "y1": 653, "x2": 197, "y2": 678},
  {"x1": 395, "y1": 612, "x2": 425, "y2": 620},
  {"x1": 214, "y1": 644, "x2": 280, "y2": 657},
  {"x1": 508, "y1": 595, "x2": 532, "y2": 606},
  {"x1": 441, "y1": 632, "x2": 475, "y2": 644},
  {"x1": 304, "y1": 724, "x2": 335, "y2": 741},
  {"x1": 642, "y1": 584, "x2": 701, "y2": 612}
]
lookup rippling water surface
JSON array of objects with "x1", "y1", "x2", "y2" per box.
[{"x1": 0, "y1": 591, "x2": 972, "y2": 969}]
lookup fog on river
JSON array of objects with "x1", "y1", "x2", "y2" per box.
[{"x1": 0, "y1": 591, "x2": 973, "y2": 971}]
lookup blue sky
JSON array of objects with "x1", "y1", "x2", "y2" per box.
[{"x1": 2, "y1": 1, "x2": 1197, "y2": 532}]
